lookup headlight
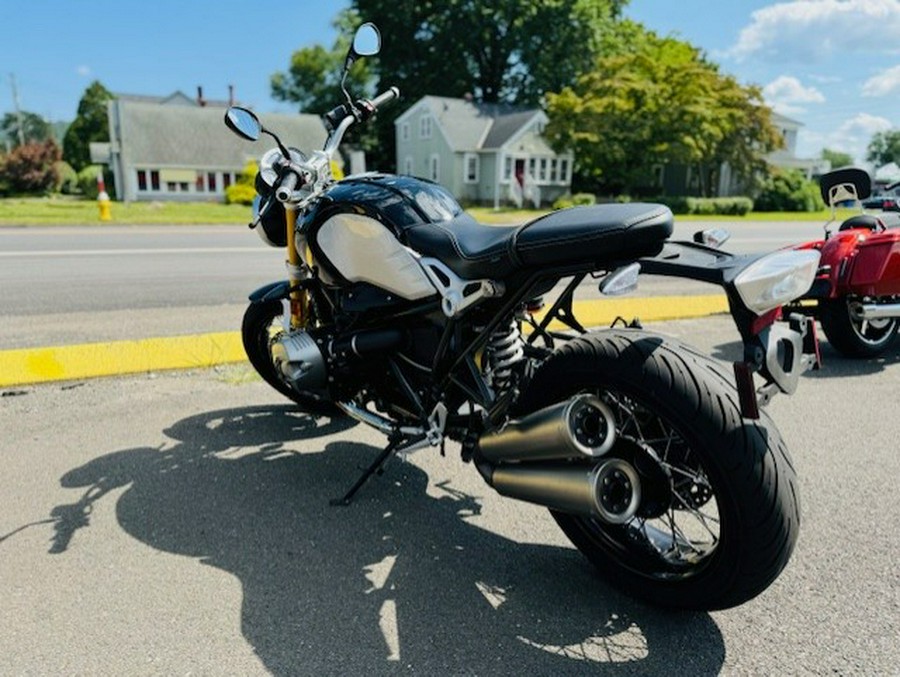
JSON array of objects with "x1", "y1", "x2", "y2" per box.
[{"x1": 734, "y1": 249, "x2": 820, "y2": 314}]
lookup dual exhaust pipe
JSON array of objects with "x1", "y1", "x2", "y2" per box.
[{"x1": 477, "y1": 395, "x2": 641, "y2": 524}]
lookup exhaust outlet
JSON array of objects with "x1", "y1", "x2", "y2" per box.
[
  {"x1": 490, "y1": 459, "x2": 641, "y2": 523},
  {"x1": 478, "y1": 394, "x2": 616, "y2": 464},
  {"x1": 853, "y1": 302, "x2": 900, "y2": 321}
]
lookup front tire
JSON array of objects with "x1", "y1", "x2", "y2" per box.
[
  {"x1": 517, "y1": 329, "x2": 800, "y2": 611},
  {"x1": 819, "y1": 297, "x2": 898, "y2": 358}
]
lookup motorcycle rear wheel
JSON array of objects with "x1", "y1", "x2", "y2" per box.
[
  {"x1": 516, "y1": 329, "x2": 800, "y2": 611},
  {"x1": 819, "y1": 297, "x2": 898, "y2": 358},
  {"x1": 241, "y1": 300, "x2": 338, "y2": 415}
]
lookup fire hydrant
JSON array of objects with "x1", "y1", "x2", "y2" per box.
[{"x1": 97, "y1": 171, "x2": 111, "y2": 222}]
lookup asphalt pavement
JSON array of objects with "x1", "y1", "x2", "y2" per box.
[{"x1": 1, "y1": 315, "x2": 898, "y2": 675}]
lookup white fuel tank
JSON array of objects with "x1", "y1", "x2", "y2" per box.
[{"x1": 315, "y1": 212, "x2": 436, "y2": 300}]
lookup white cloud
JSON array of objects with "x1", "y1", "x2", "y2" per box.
[
  {"x1": 801, "y1": 112, "x2": 893, "y2": 162},
  {"x1": 862, "y1": 64, "x2": 900, "y2": 97},
  {"x1": 76, "y1": 65, "x2": 91, "y2": 77},
  {"x1": 763, "y1": 75, "x2": 825, "y2": 114},
  {"x1": 729, "y1": 0, "x2": 900, "y2": 61}
]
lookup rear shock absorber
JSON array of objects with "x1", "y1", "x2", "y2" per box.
[{"x1": 486, "y1": 319, "x2": 525, "y2": 391}]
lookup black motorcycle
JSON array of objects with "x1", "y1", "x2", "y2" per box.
[{"x1": 223, "y1": 23, "x2": 820, "y2": 610}]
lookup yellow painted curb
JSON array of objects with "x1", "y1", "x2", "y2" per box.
[
  {"x1": 0, "y1": 294, "x2": 728, "y2": 388},
  {"x1": 0, "y1": 332, "x2": 246, "y2": 387},
  {"x1": 533, "y1": 294, "x2": 728, "y2": 331}
]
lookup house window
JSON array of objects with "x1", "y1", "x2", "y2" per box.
[
  {"x1": 429, "y1": 154, "x2": 440, "y2": 182},
  {"x1": 401, "y1": 122, "x2": 410, "y2": 141},
  {"x1": 223, "y1": 172, "x2": 232, "y2": 189},
  {"x1": 420, "y1": 115, "x2": 432, "y2": 139},
  {"x1": 559, "y1": 159, "x2": 569, "y2": 183},
  {"x1": 503, "y1": 156, "x2": 512, "y2": 181},
  {"x1": 167, "y1": 181, "x2": 177, "y2": 192},
  {"x1": 150, "y1": 171, "x2": 160, "y2": 191},
  {"x1": 207, "y1": 172, "x2": 217, "y2": 192},
  {"x1": 539, "y1": 158, "x2": 548, "y2": 182},
  {"x1": 549, "y1": 159, "x2": 558, "y2": 183},
  {"x1": 137, "y1": 170, "x2": 147, "y2": 191},
  {"x1": 528, "y1": 158, "x2": 536, "y2": 178},
  {"x1": 464, "y1": 153, "x2": 479, "y2": 183},
  {"x1": 195, "y1": 173, "x2": 205, "y2": 192},
  {"x1": 403, "y1": 156, "x2": 413, "y2": 175}
]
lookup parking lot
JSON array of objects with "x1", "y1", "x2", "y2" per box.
[{"x1": 2, "y1": 315, "x2": 898, "y2": 675}]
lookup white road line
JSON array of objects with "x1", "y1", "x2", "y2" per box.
[{"x1": 0, "y1": 247, "x2": 265, "y2": 257}]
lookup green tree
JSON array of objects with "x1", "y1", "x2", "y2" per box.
[
  {"x1": 544, "y1": 23, "x2": 782, "y2": 196},
  {"x1": 351, "y1": 0, "x2": 626, "y2": 106},
  {"x1": 62, "y1": 81, "x2": 114, "y2": 171},
  {"x1": 270, "y1": 1, "x2": 625, "y2": 170},
  {"x1": 866, "y1": 130, "x2": 900, "y2": 167},
  {"x1": 0, "y1": 139, "x2": 61, "y2": 194},
  {"x1": 821, "y1": 147, "x2": 853, "y2": 169},
  {"x1": 1, "y1": 111, "x2": 53, "y2": 148},
  {"x1": 271, "y1": 10, "x2": 377, "y2": 114}
]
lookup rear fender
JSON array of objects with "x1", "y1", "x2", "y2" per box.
[{"x1": 639, "y1": 241, "x2": 819, "y2": 417}]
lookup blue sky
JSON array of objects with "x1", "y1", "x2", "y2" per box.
[{"x1": 2, "y1": 0, "x2": 898, "y2": 163}]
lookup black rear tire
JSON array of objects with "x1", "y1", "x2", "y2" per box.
[
  {"x1": 516, "y1": 329, "x2": 800, "y2": 611},
  {"x1": 241, "y1": 300, "x2": 338, "y2": 415},
  {"x1": 819, "y1": 298, "x2": 898, "y2": 358}
]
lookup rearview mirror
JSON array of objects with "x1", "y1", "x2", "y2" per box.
[
  {"x1": 352, "y1": 23, "x2": 381, "y2": 58},
  {"x1": 224, "y1": 107, "x2": 261, "y2": 142}
]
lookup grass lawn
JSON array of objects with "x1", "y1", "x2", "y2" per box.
[
  {"x1": 0, "y1": 195, "x2": 859, "y2": 226},
  {"x1": 0, "y1": 196, "x2": 252, "y2": 225}
]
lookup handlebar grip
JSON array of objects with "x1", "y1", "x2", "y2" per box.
[
  {"x1": 370, "y1": 87, "x2": 400, "y2": 109},
  {"x1": 275, "y1": 171, "x2": 299, "y2": 202}
]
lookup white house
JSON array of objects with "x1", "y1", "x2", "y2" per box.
[{"x1": 394, "y1": 96, "x2": 574, "y2": 208}]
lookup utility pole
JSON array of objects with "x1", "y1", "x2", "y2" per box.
[{"x1": 9, "y1": 73, "x2": 25, "y2": 146}]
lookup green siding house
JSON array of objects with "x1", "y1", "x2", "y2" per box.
[
  {"x1": 93, "y1": 91, "x2": 327, "y2": 202},
  {"x1": 394, "y1": 96, "x2": 573, "y2": 208}
]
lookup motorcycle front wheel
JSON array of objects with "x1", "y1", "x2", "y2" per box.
[
  {"x1": 241, "y1": 299, "x2": 337, "y2": 415},
  {"x1": 516, "y1": 329, "x2": 800, "y2": 611},
  {"x1": 819, "y1": 297, "x2": 898, "y2": 358}
]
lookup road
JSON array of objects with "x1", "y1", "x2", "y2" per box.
[
  {"x1": 1, "y1": 314, "x2": 898, "y2": 675},
  {"x1": 0, "y1": 219, "x2": 821, "y2": 348}
]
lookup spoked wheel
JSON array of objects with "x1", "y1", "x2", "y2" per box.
[
  {"x1": 242, "y1": 300, "x2": 337, "y2": 415},
  {"x1": 517, "y1": 329, "x2": 800, "y2": 611},
  {"x1": 819, "y1": 297, "x2": 898, "y2": 358}
]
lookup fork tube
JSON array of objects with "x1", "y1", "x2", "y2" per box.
[{"x1": 285, "y1": 206, "x2": 307, "y2": 329}]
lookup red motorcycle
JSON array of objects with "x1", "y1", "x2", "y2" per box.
[{"x1": 787, "y1": 168, "x2": 900, "y2": 357}]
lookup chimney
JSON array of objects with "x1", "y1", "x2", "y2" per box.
[
  {"x1": 228, "y1": 84, "x2": 235, "y2": 107},
  {"x1": 196, "y1": 86, "x2": 206, "y2": 107}
]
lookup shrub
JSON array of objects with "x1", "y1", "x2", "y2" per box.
[
  {"x1": 225, "y1": 183, "x2": 257, "y2": 205},
  {"x1": 754, "y1": 168, "x2": 823, "y2": 212},
  {"x1": 646, "y1": 196, "x2": 753, "y2": 216},
  {"x1": 54, "y1": 161, "x2": 78, "y2": 194},
  {"x1": 223, "y1": 160, "x2": 259, "y2": 205},
  {"x1": 76, "y1": 164, "x2": 116, "y2": 199},
  {"x1": 0, "y1": 140, "x2": 61, "y2": 195},
  {"x1": 552, "y1": 192, "x2": 596, "y2": 210}
]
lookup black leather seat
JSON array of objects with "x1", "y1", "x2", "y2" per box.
[
  {"x1": 839, "y1": 214, "x2": 882, "y2": 231},
  {"x1": 403, "y1": 203, "x2": 674, "y2": 279}
]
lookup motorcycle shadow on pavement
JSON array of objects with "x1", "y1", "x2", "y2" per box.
[{"x1": 47, "y1": 405, "x2": 725, "y2": 676}]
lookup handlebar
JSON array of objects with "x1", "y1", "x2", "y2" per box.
[
  {"x1": 368, "y1": 86, "x2": 399, "y2": 109},
  {"x1": 275, "y1": 171, "x2": 299, "y2": 202}
]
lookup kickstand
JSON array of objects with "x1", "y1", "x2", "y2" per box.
[{"x1": 329, "y1": 436, "x2": 404, "y2": 507}]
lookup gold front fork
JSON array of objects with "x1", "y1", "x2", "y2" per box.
[{"x1": 285, "y1": 206, "x2": 309, "y2": 329}]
